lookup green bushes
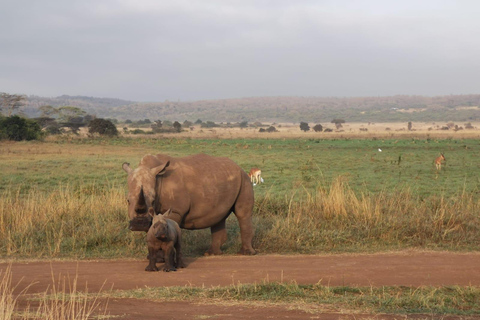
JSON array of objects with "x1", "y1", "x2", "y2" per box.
[
  {"x1": 0, "y1": 115, "x2": 43, "y2": 141},
  {"x1": 88, "y1": 118, "x2": 118, "y2": 136}
]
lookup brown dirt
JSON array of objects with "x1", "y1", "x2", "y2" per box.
[{"x1": 3, "y1": 251, "x2": 480, "y2": 319}]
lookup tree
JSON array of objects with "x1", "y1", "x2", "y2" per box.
[
  {"x1": 0, "y1": 93, "x2": 27, "y2": 116},
  {"x1": 313, "y1": 124, "x2": 323, "y2": 132},
  {"x1": 300, "y1": 122, "x2": 310, "y2": 132},
  {"x1": 173, "y1": 121, "x2": 182, "y2": 132},
  {"x1": 88, "y1": 118, "x2": 118, "y2": 136},
  {"x1": 0, "y1": 115, "x2": 43, "y2": 141},
  {"x1": 57, "y1": 106, "x2": 87, "y2": 123},
  {"x1": 39, "y1": 105, "x2": 58, "y2": 117},
  {"x1": 331, "y1": 119, "x2": 345, "y2": 129},
  {"x1": 151, "y1": 120, "x2": 163, "y2": 133},
  {"x1": 408, "y1": 121, "x2": 413, "y2": 131}
]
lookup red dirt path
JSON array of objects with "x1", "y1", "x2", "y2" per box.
[{"x1": 3, "y1": 251, "x2": 480, "y2": 319}]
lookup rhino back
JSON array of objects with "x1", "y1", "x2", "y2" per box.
[{"x1": 156, "y1": 154, "x2": 249, "y2": 229}]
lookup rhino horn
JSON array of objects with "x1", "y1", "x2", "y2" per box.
[
  {"x1": 122, "y1": 162, "x2": 133, "y2": 174},
  {"x1": 138, "y1": 187, "x2": 146, "y2": 206},
  {"x1": 151, "y1": 160, "x2": 170, "y2": 177}
]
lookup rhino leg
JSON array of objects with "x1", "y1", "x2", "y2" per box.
[
  {"x1": 146, "y1": 249, "x2": 165, "y2": 262},
  {"x1": 145, "y1": 247, "x2": 159, "y2": 272},
  {"x1": 234, "y1": 183, "x2": 256, "y2": 255},
  {"x1": 162, "y1": 246, "x2": 177, "y2": 272},
  {"x1": 205, "y1": 219, "x2": 227, "y2": 256},
  {"x1": 174, "y1": 236, "x2": 186, "y2": 268}
]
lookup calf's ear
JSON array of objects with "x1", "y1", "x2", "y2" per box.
[
  {"x1": 122, "y1": 162, "x2": 133, "y2": 174},
  {"x1": 151, "y1": 160, "x2": 170, "y2": 177}
]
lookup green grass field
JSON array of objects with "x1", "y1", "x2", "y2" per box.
[
  {"x1": 3, "y1": 137, "x2": 480, "y2": 197},
  {"x1": 1, "y1": 136, "x2": 480, "y2": 259}
]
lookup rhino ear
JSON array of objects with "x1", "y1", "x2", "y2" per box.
[
  {"x1": 122, "y1": 162, "x2": 133, "y2": 174},
  {"x1": 151, "y1": 160, "x2": 170, "y2": 177},
  {"x1": 163, "y1": 208, "x2": 172, "y2": 216}
]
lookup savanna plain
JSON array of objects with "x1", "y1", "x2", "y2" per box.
[{"x1": 1, "y1": 124, "x2": 480, "y2": 319}]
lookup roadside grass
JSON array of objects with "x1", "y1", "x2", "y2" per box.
[{"x1": 105, "y1": 282, "x2": 480, "y2": 316}]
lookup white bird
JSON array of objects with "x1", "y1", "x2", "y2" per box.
[{"x1": 378, "y1": 148, "x2": 382, "y2": 152}]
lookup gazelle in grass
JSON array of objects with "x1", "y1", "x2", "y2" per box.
[
  {"x1": 434, "y1": 153, "x2": 446, "y2": 171},
  {"x1": 248, "y1": 168, "x2": 263, "y2": 186}
]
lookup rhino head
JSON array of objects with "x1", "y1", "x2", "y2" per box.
[
  {"x1": 122, "y1": 159, "x2": 170, "y2": 232},
  {"x1": 150, "y1": 208, "x2": 172, "y2": 241}
]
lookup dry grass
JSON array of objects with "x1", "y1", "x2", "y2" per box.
[
  {"x1": 0, "y1": 265, "x2": 108, "y2": 320},
  {"x1": 1, "y1": 175, "x2": 478, "y2": 258},
  {"x1": 118, "y1": 121, "x2": 480, "y2": 140}
]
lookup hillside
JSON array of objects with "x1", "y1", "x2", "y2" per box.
[{"x1": 23, "y1": 94, "x2": 480, "y2": 123}]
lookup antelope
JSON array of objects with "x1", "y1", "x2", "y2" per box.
[
  {"x1": 248, "y1": 168, "x2": 263, "y2": 185},
  {"x1": 434, "y1": 153, "x2": 446, "y2": 171}
]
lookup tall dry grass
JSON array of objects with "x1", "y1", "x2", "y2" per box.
[
  {"x1": 0, "y1": 265, "x2": 108, "y2": 319},
  {"x1": 0, "y1": 183, "x2": 144, "y2": 258},
  {"x1": 254, "y1": 177, "x2": 480, "y2": 252},
  {"x1": 0, "y1": 178, "x2": 479, "y2": 258}
]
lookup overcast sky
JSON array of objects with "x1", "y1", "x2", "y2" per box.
[{"x1": 1, "y1": 1, "x2": 480, "y2": 102}]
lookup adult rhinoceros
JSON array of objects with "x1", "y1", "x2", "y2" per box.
[{"x1": 122, "y1": 153, "x2": 256, "y2": 255}]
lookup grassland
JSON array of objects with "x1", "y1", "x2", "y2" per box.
[
  {"x1": 1, "y1": 134, "x2": 480, "y2": 258},
  {"x1": 1, "y1": 133, "x2": 480, "y2": 318}
]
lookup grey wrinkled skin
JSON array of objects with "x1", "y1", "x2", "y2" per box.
[{"x1": 123, "y1": 153, "x2": 256, "y2": 256}]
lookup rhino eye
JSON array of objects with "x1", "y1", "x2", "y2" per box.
[{"x1": 126, "y1": 199, "x2": 130, "y2": 204}]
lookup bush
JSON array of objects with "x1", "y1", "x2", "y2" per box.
[
  {"x1": 266, "y1": 126, "x2": 278, "y2": 132},
  {"x1": 313, "y1": 124, "x2": 323, "y2": 132},
  {"x1": 88, "y1": 118, "x2": 118, "y2": 136},
  {"x1": 0, "y1": 115, "x2": 43, "y2": 141},
  {"x1": 300, "y1": 122, "x2": 310, "y2": 132}
]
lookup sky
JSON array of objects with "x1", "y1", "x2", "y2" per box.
[{"x1": 1, "y1": 0, "x2": 480, "y2": 102}]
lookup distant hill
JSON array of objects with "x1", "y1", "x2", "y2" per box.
[
  {"x1": 24, "y1": 95, "x2": 135, "y2": 118},
  {"x1": 23, "y1": 94, "x2": 480, "y2": 123}
]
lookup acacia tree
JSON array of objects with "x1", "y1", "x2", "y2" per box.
[
  {"x1": 0, "y1": 93, "x2": 27, "y2": 116},
  {"x1": 331, "y1": 119, "x2": 345, "y2": 129}
]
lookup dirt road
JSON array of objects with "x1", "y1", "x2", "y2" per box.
[{"x1": 3, "y1": 251, "x2": 480, "y2": 319}]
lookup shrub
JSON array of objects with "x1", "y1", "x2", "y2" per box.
[
  {"x1": 266, "y1": 126, "x2": 278, "y2": 132},
  {"x1": 300, "y1": 122, "x2": 310, "y2": 132},
  {"x1": 313, "y1": 124, "x2": 323, "y2": 132},
  {"x1": 0, "y1": 115, "x2": 43, "y2": 141},
  {"x1": 88, "y1": 118, "x2": 118, "y2": 136},
  {"x1": 173, "y1": 121, "x2": 182, "y2": 132}
]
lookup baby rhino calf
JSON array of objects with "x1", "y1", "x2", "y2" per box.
[{"x1": 146, "y1": 208, "x2": 185, "y2": 272}]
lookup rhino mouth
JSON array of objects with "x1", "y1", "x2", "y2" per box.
[{"x1": 129, "y1": 217, "x2": 152, "y2": 232}]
